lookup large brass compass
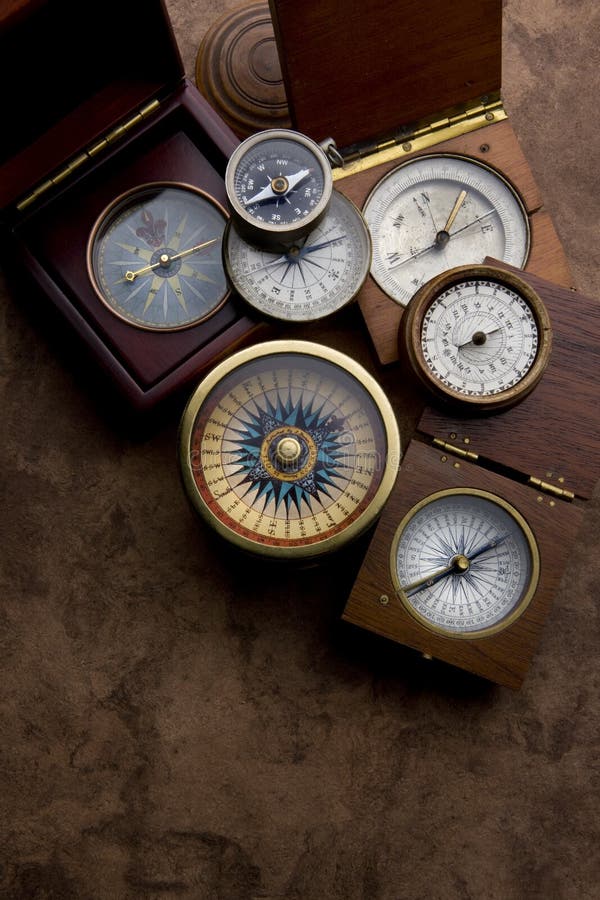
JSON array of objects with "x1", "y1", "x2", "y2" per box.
[{"x1": 179, "y1": 340, "x2": 401, "y2": 559}]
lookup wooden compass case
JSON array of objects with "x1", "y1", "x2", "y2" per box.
[
  {"x1": 343, "y1": 265, "x2": 600, "y2": 688},
  {"x1": 0, "y1": 0, "x2": 261, "y2": 415},
  {"x1": 268, "y1": 0, "x2": 573, "y2": 365}
]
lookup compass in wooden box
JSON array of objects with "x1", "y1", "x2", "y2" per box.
[
  {"x1": 268, "y1": 0, "x2": 573, "y2": 365},
  {"x1": 342, "y1": 263, "x2": 600, "y2": 688},
  {"x1": 0, "y1": 0, "x2": 264, "y2": 415}
]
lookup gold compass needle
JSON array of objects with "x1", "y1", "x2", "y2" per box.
[
  {"x1": 443, "y1": 189, "x2": 468, "y2": 233},
  {"x1": 170, "y1": 237, "x2": 219, "y2": 263},
  {"x1": 124, "y1": 238, "x2": 218, "y2": 282}
]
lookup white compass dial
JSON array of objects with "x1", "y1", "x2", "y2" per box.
[
  {"x1": 391, "y1": 490, "x2": 539, "y2": 636},
  {"x1": 421, "y1": 278, "x2": 539, "y2": 397},
  {"x1": 363, "y1": 154, "x2": 530, "y2": 306}
]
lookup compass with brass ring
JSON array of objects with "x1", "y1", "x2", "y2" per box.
[
  {"x1": 178, "y1": 340, "x2": 401, "y2": 559},
  {"x1": 398, "y1": 264, "x2": 552, "y2": 413},
  {"x1": 87, "y1": 182, "x2": 230, "y2": 330}
]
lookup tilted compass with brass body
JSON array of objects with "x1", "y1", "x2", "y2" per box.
[{"x1": 179, "y1": 340, "x2": 401, "y2": 559}]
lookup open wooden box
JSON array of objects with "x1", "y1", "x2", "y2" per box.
[
  {"x1": 0, "y1": 0, "x2": 262, "y2": 415},
  {"x1": 343, "y1": 263, "x2": 600, "y2": 687},
  {"x1": 268, "y1": 0, "x2": 574, "y2": 365}
]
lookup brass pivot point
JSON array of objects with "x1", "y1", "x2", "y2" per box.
[
  {"x1": 159, "y1": 253, "x2": 171, "y2": 267},
  {"x1": 454, "y1": 554, "x2": 470, "y2": 573},
  {"x1": 271, "y1": 176, "x2": 289, "y2": 194},
  {"x1": 275, "y1": 436, "x2": 302, "y2": 466}
]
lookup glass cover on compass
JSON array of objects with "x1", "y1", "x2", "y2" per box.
[{"x1": 179, "y1": 341, "x2": 400, "y2": 558}]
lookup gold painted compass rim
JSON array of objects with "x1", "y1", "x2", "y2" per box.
[
  {"x1": 178, "y1": 339, "x2": 401, "y2": 559},
  {"x1": 389, "y1": 486, "x2": 541, "y2": 640}
]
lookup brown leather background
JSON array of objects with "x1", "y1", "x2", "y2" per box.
[{"x1": 1, "y1": 1, "x2": 599, "y2": 897}]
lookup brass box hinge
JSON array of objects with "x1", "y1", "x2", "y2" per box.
[
  {"x1": 333, "y1": 92, "x2": 506, "y2": 182},
  {"x1": 16, "y1": 99, "x2": 161, "y2": 213},
  {"x1": 432, "y1": 438, "x2": 479, "y2": 462},
  {"x1": 528, "y1": 476, "x2": 575, "y2": 501}
]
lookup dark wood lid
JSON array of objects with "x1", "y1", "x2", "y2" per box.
[
  {"x1": 268, "y1": 0, "x2": 502, "y2": 149},
  {"x1": 0, "y1": 0, "x2": 183, "y2": 210},
  {"x1": 418, "y1": 261, "x2": 600, "y2": 501}
]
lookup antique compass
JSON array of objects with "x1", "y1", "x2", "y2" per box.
[
  {"x1": 222, "y1": 190, "x2": 371, "y2": 322},
  {"x1": 391, "y1": 488, "x2": 539, "y2": 638},
  {"x1": 399, "y1": 264, "x2": 552, "y2": 413},
  {"x1": 87, "y1": 182, "x2": 229, "y2": 330},
  {"x1": 179, "y1": 340, "x2": 400, "y2": 559},
  {"x1": 224, "y1": 129, "x2": 333, "y2": 245},
  {"x1": 362, "y1": 154, "x2": 530, "y2": 307}
]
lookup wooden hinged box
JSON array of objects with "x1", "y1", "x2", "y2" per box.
[
  {"x1": 343, "y1": 264, "x2": 600, "y2": 688},
  {"x1": 268, "y1": 0, "x2": 574, "y2": 365},
  {"x1": 0, "y1": 0, "x2": 262, "y2": 415}
]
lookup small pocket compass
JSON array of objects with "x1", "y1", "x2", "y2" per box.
[
  {"x1": 224, "y1": 129, "x2": 334, "y2": 245},
  {"x1": 362, "y1": 153, "x2": 530, "y2": 307},
  {"x1": 179, "y1": 340, "x2": 400, "y2": 559},
  {"x1": 223, "y1": 190, "x2": 371, "y2": 322},
  {"x1": 87, "y1": 182, "x2": 229, "y2": 330},
  {"x1": 399, "y1": 264, "x2": 552, "y2": 413}
]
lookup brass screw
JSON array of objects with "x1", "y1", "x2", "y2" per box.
[
  {"x1": 379, "y1": 594, "x2": 390, "y2": 606},
  {"x1": 402, "y1": 142, "x2": 412, "y2": 152},
  {"x1": 480, "y1": 143, "x2": 490, "y2": 153},
  {"x1": 453, "y1": 462, "x2": 461, "y2": 469},
  {"x1": 464, "y1": 437, "x2": 470, "y2": 445},
  {"x1": 450, "y1": 432, "x2": 457, "y2": 439},
  {"x1": 485, "y1": 112, "x2": 495, "y2": 121}
]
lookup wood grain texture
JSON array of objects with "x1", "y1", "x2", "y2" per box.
[
  {"x1": 5, "y1": 81, "x2": 262, "y2": 414},
  {"x1": 343, "y1": 440, "x2": 584, "y2": 689},
  {"x1": 418, "y1": 262, "x2": 600, "y2": 500},
  {"x1": 333, "y1": 119, "x2": 573, "y2": 364},
  {"x1": 268, "y1": 0, "x2": 502, "y2": 149}
]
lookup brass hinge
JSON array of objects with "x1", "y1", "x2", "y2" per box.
[
  {"x1": 332, "y1": 92, "x2": 505, "y2": 182},
  {"x1": 432, "y1": 438, "x2": 479, "y2": 462},
  {"x1": 16, "y1": 99, "x2": 161, "y2": 213},
  {"x1": 528, "y1": 476, "x2": 575, "y2": 501}
]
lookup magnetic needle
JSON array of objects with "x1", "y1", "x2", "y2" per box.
[
  {"x1": 87, "y1": 182, "x2": 229, "y2": 330},
  {"x1": 224, "y1": 129, "x2": 333, "y2": 245},
  {"x1": 223, "y1": 190, "x2": 371, "y2": 322},
  {"x1": 179, "y1": 340, "x2": 401, "y2": 559},
  {"x1": 362, "y1": 153, "x2": 530, "y2": 306},
  {"x1": 399, "y1": 264, "x2": 552, "y2": 413},
  {"x1": 391, "y1": 488, "x2": 540, "y2": 638}
]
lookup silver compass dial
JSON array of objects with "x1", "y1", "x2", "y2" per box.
[
  {"x1": 224, "y1": 190, "x2": 371, "y2": 322},
  {"x1": 363, "y1": 154, "x2": 530, "y2": 306},
  {"x1": 391, "y1": 490, "x2": 539, "y2": 636}
]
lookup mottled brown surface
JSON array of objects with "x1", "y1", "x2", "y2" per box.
[{"x1": 1, "y1": 1, "x2": 600, "y2": 898}]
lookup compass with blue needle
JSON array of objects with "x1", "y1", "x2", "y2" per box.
[
  {"x1": 179, "y1": 340, "x2": 401, "y2": 559},
  {"x1": 390, "y1": 488, "x2": 540, "y2": 637},
  {"x1": 223, "y1": 190, "x2": 371, "y2": 322},
  {"x1": 87, "y1": 182, "x2": 229, "y2": 330}
]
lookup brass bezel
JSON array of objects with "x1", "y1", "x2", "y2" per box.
[
  {"x1": 399, "y1": 263, "x2": 553, "y2": 413},
  {"x1": 178, "y1": 340, "x2": 401, "y2": 559},
  {"x1": 86, "y1": 181, "x2": 231, "y2": 332},
  {"x1": 389, "y1": 487, "x2": 541, "y2": 639}
]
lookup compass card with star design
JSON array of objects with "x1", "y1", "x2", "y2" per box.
[{"x1": 179, "y1": 340, "x2": 401, "y2": 559}]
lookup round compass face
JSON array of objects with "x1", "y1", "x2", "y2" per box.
[
  {"x1": 179, "y1": 341, "x2": 400, "y2": 559},
  {"x1": 87, "y1": 182, "x2": 229, "y2": 330},
  {"x1": 391, "y1": 489, "x2": 540, "y2": 637},
  {"x1": 362, "y1": 153, "x2": 530, "y2": 306},
  {"x1": 399, "y1": 265, "x2": 552, "y2": 412},
  {"x1": 223, "y1": 190, "x2": 371, "y2": 322},
  {"x1": 225, "y1": 129, "x2": 333, "y2": 245}
]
